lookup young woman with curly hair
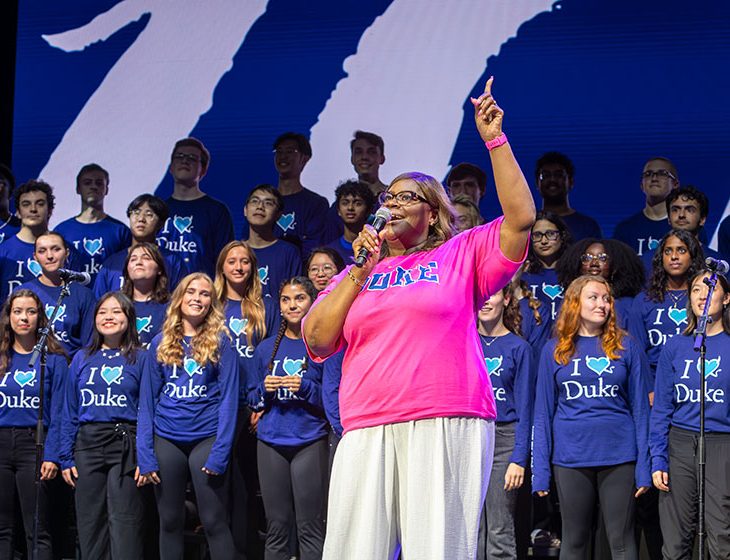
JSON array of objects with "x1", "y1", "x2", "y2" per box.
[
  {"x1": 137, "y1": 273, "x2": 239, "y2": 560},
  {"x1": 532, "y1": 275, "x2": 651, "y2": 560}
]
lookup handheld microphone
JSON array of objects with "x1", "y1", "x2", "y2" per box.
[
  {"x1": 58, "y1": 268, "x2": 92, "y2": 285},
  {"x1": 355, "y1": 207, "x2": 392, "y2": 267},
  {"x1": 705, "y1": 257, "x2": 730, "y2": 275}
]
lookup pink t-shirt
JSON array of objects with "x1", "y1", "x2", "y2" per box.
[{"x1": 304, "y1": 217, "x2": 526, "y2": 433}]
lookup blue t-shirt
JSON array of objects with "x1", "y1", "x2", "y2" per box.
[
  {"x1": 137, "y1": 334, "x2": 238, "y2": 474},
  {"x1": 247, "y1": 335, "x2": 327, "y2": 447},
  {"x1": 612, "y1": 211, "x2": 669, "y2": 256},
  {"x1": 628, "y1": 289, "x2": 688, "y2": 382},
  {"x1": 718, "y1": 214, "x2": 730, "y2": 261},
  {"x1": 561, "y1": 211, "x2": 603, "y2": 242},
  {"x1": 19, "y1": 279, "x2": 95, "y2": 358},
  {"x1": 0, "y1": 350, "x2": 67, "y2": 462},
  {"x1": 614, "y1": 295, "x2": 634, "y2": 331},
  {"x1": 322, "y1": 350, "x2": 344, "y2": 437},
  {"x1": 274, "y1": 188, "x2": 330, "y2": 257},
  {"x1": 60, "y1": 348, "x2": 147, "y2": 469},
  {"x1": 519, "y1": 297, "x2": 553, "y2": 361},
  {"x1": 54, "y1": 216, "x2": 132, "y2": 284},
  {"x1": 133, "y1": 300, "x2": 169, "y2": 347},
  {"x1": 532, "y1": 335, "x2": 651, "y2": 492},
  {"x1": 522, "y1": 268, "x2": 563, "y2": 321},
  {"x1": 325, "y1": 236, "x2": 354, "y2": 264},
  {"x1": 480, "y1": 332, "x2": 534, "y2": 467},
  {"x1": 0, "y1": 216, "x2": 21, "y2": 245},
  {"x1": 650, "y1": 332, "x2": 730, "y2": 473},
  {"x1": 224, "y1": 297, "x2": 279, "y2": 407},
  {"x1": 250, "y1": 240, "x2": 302, "y2": 299},
  {"x1": 321, "y1": 201, "x2": 343, "y2": 245},
  {"x1": 157, "y1": 195, "x2": 234, "y2": 277},
  {"x1": 93, "y1": 246, "x2": 188, "y2": 299}
]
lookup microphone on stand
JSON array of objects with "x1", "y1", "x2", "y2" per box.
[
  {"x1": 57, "y1": 268, "x2": 92, "y2": 285},
  {"x1": 705, "y1": 257, "x2": 729, "y2": 275},
  {"x1": 355, "y1": 207, "x2": 392, "y2": 267}
]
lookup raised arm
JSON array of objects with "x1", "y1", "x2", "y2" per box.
[{"x1": 471, "y1": 77, "x2": 535, "y2": 261}]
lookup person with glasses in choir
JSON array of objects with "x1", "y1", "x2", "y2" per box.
[{"x1": 306, "y1": 248, "x2": 346, "y2": 294}]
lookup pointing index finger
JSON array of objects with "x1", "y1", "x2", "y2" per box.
[{"x1": 484, "y1": 76, "x2": 494, "y2": 97}]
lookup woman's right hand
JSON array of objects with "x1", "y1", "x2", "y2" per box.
[
  {"x1": 652, "y1": 470, "x2": 669, "y2": 492},
  {"x1": 263, "y1": 375, "x2": 281, "y2": 393},
  {"x1": 62, "y1": 466, "x2": 78, "y2": 488},
  {"x1": 139, "y1": 471, "x2": 161, "y2": 486},
  {"x1": 352, "y1": 224, "x2": 384, "y2": 275}
]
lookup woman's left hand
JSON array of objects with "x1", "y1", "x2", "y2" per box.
[
  {"x1": 504, "y1": 463, "x2": 525, "y2": 491},
  {"x1": 201, "y1": 466, "x2": 221, "y2": 476},
  {"x1": 40, "y1": 461, "x2": 58, "y2": 481},
  {"x1": 279, "y1": 376, "x2": 302, "y2": 393},
  {"x1": 471, "y1": 76, "x2": 504, "y2": 143},
  {"x1": 635, "y1": 486, "x2": 650, "y2": 498}
]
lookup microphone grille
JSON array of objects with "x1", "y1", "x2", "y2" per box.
[{"x1": 374, "y1": 206, "x2": 392, "y2": 221}]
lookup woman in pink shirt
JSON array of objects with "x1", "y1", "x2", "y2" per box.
[{"x1": 303, "y1": 78, "x2": 535, "y2": 560}]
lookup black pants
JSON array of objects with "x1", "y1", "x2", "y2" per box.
[
  {"x1": 659, "y1": 427, "x2": 730, "y2": 560},
  {"x1": 0, "y1": 427, "x2": 52, "y2": 560},
  {"x1": 154, "y1": 435, "x2": 235, "y2": 560},
  {"x1": 74, "y1": 423, "x2": 145, "y2": 560},
  {"x1": 257, "y1": 438, "x2": 327, "y2": 560},
  {"x1": 554, "y1": 462, "x2": 638, "y2": 560}
]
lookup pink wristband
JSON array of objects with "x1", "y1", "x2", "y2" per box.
[{"x1": 485, "y1": 132, "x2": 508, "y2": 151}]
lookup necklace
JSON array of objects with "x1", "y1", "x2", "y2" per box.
[
  {"x1": 101, "y1": 348, "x2": 121, "y2": 359},
  {"x1": 480, "y1": 334, "x2": 500, "y2": 346},
  {"x1": 666, "y1": 289, "x2": 685, "y2": 309}
]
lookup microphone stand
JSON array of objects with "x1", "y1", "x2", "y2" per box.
[
  {"x1": 692, "y1": 272, "x2": 718, "y2": 560},
  {"x1": 29, "y1": 280, "x2": 72, "y2": 560}
]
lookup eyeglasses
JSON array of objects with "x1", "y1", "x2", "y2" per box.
[
  {"x1": 538, "y1": 170, "x2": 568, "y2": 181},
  {"x1": 129, "y1": 209, "x2": 157, "y2": 221},
  {"x1": 378, "y1": 190, "x2": 431, "y2": 207},
  {"x1": 308, "y1": 265, "x2": 336, "y2": 275},
  {"x1": 580, "y1": 253, "x2": 609, "y2": 264},
  {"x1": 247, "y1": 196, "x2": 278, "y2": 209},
  {"x1": 641, "y1": 169, "x2": 676, "y2": 181},
  {"x1": 172, "y1": 152, "x2": 201, "y2": 164},
  {"x1": 532, "y1": 230, "x2": 560, "y2": 242},
  {"x1": 273, "y1": 148, "x2": 300, "y2": 156}
]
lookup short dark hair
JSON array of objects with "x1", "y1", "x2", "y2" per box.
[
  {"x1": 0, "y1": 163, "x2": 16, "y2": 194},
  {"x1": 535, "y1": 152, "x2": 575, "y2": 180},
  {"x1": 446, "y1": 163, "x2": 487, "y2": 191},
  {"x1": 87, "y1": 292, "x2": 140, "y2": 362},
  {"x1": 247, "y1": 184, "x2": 284, "y2": 213},
  {"x1": 171, "y1": 137, "x2": 211, "y2": 172},
  {"x1": 127, "y1": 194, "x2": 169, "y2": 229},
  {"x1": 14, "y1": 180, "x2": 55, "y2": 214},
  {"x1": 273, "y1": 132, "x2": 312, "y2": 158},
  {"x1": 350, "y1": 130, "x2": 385, "y2": 154},
  {"x1": 334, "y1": 180, "x2": 377, "y2": 213},
  {"x1": 76, "y1": 163, "x2": 109, "y2": 187},
  {"x1": 665, "y1": 185, "x2": 709, "y2": 219}
]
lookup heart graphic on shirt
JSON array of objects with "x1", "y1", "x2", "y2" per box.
[
  {"x1": 136, "y1": 315, "x2": 152, "y2": 333},
  {"x1": 27, "y1": 259, "x2": 42, "y2": 278},
  {"x1": 101, "y1": 365, "x2": 123, "y2": 385},
  {"x1": 183, "y1": 357, "x2": 202, "y2": 377},
  {"x1": 541, "y1": 283, "x2": 563, "y2": 301},
  {"x1": 13, "y1": 369, "x2": 36, "y2": 388},
  {"x1": 45, "y1": 304, "x2": 66, "y2": 323},
  {"x1": 484, "y1": 356, "x2": 503, "y2": 376},
  {"x1": 276, "y1": 213, "x2": 296, "y2": 233},
  {"x1": 229, "y1": 317, "x2": 248, "y2": 337},
  {"x1": 586, "y1": 356, "x2": 611, "y2": 376},
  {"x1": 667, "y1": 307, "x2": 687, "y2": 326},
  {"x1": 282, "y1": 357, "x2": 304, "y2": 376},
  {"x1": 173, "y1": 215, "x2": 193, "y2": 234},
  {"x1": 258, "y1": 266, "x2": 269, "y2": 285},
  {"x1": 648, "y1": 239, "x2": 660, "y2": 251},
  {"x1": 697, "y1": 356, "x2": 721, "y2": 378},
  {"x1": 83, "y1": 237, "x2": 103, "y2": 256}
]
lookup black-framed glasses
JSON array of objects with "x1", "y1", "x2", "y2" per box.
[
  {"x1": 172, "y1": 152, "x2": 201, "y2": 164},
  {"x1": 247, "y1": 196, "x2": 278, "y2": 209},
  {"x1": 580, "y1": 253, "x2": 609, "y2": 264},
  {"x1": 378, "y1": 190, "x2": 431, "y2": 207},
  {"x1": 641, "y1": 169, "x2": 676, "y2": 181},
  {"x1": 532, "y1": 230, "x2": 560, "y2": 242}
]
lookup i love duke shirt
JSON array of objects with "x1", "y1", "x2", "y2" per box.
[
  {"x1": 522, "y1": 268, "x2": 563, "y2": 322},
  {"x1": 59, "y1": 348, "x2": 147, "y2": 469},
  {"x1": 532, "y1": 336, "x2": 651, "y2": 492},
  {"x1": 249, "y1": 240, "x2": 302, "y2": 299},
  {"x1": 628, "y1": 290, "x2": 688, "y2": 382},
  {"x1": 612, "y1": 212, "x2": 669, "y2": 257},
  {"x1": 157, "y1": 196, "x2": 234, "y2": 277},
  {"x1": 55, "y1": 216, "x2": 132, "y2": 284},
  {"x1": 304, "y1": 217, "x2": 526, "y2": 433},
  {"x1": 0, "y1": 351, "x2": 67, "y2": 463},
  {"x1": 479, "y1": 332, "x2": 534, "y2": 467},
  {"x1": 137, "y1": 335, "x2": 238, "y2": 474},
  {"x1": 133, "y1": 300, "x2": 169, "y2": 347},
  {"x1": 19, "y1": 279, "x2": 95, "y2": 357},
  {"x1": 650, "y1": 332, "x2": 730, "y2": 473},
  {"x1": 224, "y1": 297, "x2": 279, "y2": 407},
  {"x1": 247, "y1": 335, "x2": 326, "y2": 447}
]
